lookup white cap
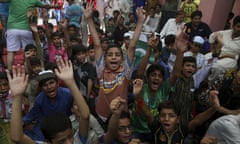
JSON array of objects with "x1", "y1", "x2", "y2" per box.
[{"x1": 193, "y1": 36, "x2": 204, "y2": 45}]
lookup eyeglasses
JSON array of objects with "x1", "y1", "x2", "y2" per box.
[{"x1": 118, "y1": 125, "x2": 132, "y2": 132}]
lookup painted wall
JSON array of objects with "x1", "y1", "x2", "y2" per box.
[{"x1": 199, "y1": 0, "x2": 234, "y2": 32}]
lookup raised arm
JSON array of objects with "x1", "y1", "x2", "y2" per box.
[
  {"x1": 104, "y1": 97, "x2": 126, "y2": 144},
  {"x1": 84, "y1": 2, "x2": 102, "y2": 61},
  {"x1": 7, "y1": 65, "x2": 34, "y2": 144},
  {"x1": 169, "y1": 26, "x2": 188, "y2": 85},
  {"x1": 136, "y1": 36, "x2": 158, "y2": 78},
  {"x1": 55, "y1": 58, "x2": 90, "y2": 138},
  {"x1": 127, "y1": 7, "x2": 145, "y2": 64}
]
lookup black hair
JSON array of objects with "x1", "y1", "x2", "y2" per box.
[
  {"x1": 47, "y1": 23, "x2": 54, "y2": 30},
  {"x1": 51, "y1": 32, "x2": 61, "y2": 39},
  {"x1": 0, "y1": 71, "x2": 8, "y2": 81},
  {"x1": 104, "y1": 44, "x2": 123, "y2": 57},
  {"x1": 146, "y1": 64, "x2": 165, "y2": 78},
  {"x1": 24, "y1": 44, "x2": 37, "y2": 52},
  {"x1": 233, "y1": 15, "x2": 240, "y2": 26},
  {"x1": 113, "y1": 10, "x2": 120, "y2": 15},
  {"x1": 101, "y1": 37, "x2": 109, "y2": 43},
  {"x1": 176, "y1": 10, "x2": 185, "y2": 16},
  {"x1": 68, "y1": 24, "x2": 77, "y2": 30},
  {"x1": 158, "y1": 101, "x2": 180, "y2": 116},
  {"x1": 37, "y1": 26, "x2": 45, "y2": 32},
  {"x1": 182, "y1": 56, "x2": 196, "y2": 66},
  {"x1": 44, "y1": 62, "x2": 58, "y2": 71},
  {"x1": 29, "y1": 56, "x2": 41, "y2": 66},
  {"x1": 88, "y1": 44, "x2": 94, "y2": 50},
  {"x1": 191, "y1": 10, "x2": 202, "y2": 19},
  {"x1": 72, "y1": 44, "x2": 87, "y2": 56},
  {"x1": 70, "y1": 34, "x2": 82, "y2": 44},
  {"x1": 41, "y1": 112, "x2": 72, "y2": 141},
  {"x1": 165, "y1": 34, "x2": 176, "y2": 46}
]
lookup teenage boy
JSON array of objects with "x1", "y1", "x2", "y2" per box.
[{"x1": 8, "y1": 58, "x2": 90, "y2": 144}]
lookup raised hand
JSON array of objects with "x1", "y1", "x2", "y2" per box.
[
  {"x1": 84, "y1": 1, "x2": 94, "y2": 20},
  {"x1": 200, "y1": 135, "x2": 217, "y2": 144},
  {"x1": 136, "y1": 7, "x2": 146, "y2": 23},
  {"x1": 30, "y1": 23, "x2": 38, "y2": 33},
  {"x1": 133, "y1": 79, "x2": 143, "y2": 98},
  {"x1": 110, "y1": 97, "x2": 126, "y2": 115},
  {"x1": 129, "y1": 138, "x2": 141, "y2": 144},
  {"x1": 147, "y1": 35, "x2": 159, "y2": 49},
  {"x1": 6, "y1": 65, "x2": 29, "y2": 97},
  {"x1": 175, "y1": 26, "x2": 188, "y2": 53},
  {"x1": 60, "y1": 19, "x2": 68, "y2": 29},
  {"x1": 54, "y1": 58, "x2": 74, "y2": 84}
]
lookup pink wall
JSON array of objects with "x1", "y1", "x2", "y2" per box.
[
  {"x1": 199, "y1": 0, "x2": 234, "y2": 32},
  {"x1": 232, "y1": 0, "x2": 240, "y2": 16}
]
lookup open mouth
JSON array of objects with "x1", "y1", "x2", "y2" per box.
[
  {"x1": 162, "y1": 123, "x2": 172, "y2": 132},
  {"x1": 151, "y1": 81, "x2": 160, "y2": 89},
  {"x1": 0, "y1": 91, "x2": 8, "y2": 98}
]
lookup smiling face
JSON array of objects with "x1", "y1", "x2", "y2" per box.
[
  {"x1": 147, "y1": 70, "x2": 164, "y2": 92},
  {"x1": 182, "y1": 62, "x2": 196, "y2": 78},
  {"x1": 41, "y1": 79, "x2": 58, "y2": 99},
  {"x1": 75, "y1": 51, "x2": 87, "y2": 64},
  {"x1": 159, "y1": 108, "x2": 179, "y2": 135},
  {"x1": 117, "y1": 118, "x2": 132, "y2": 144},
  {"x1": 0, "y1": 79, "x2": 9, "y2": 99},
  {"x1": 52, "y1": 36, "x2": 61, "y2": 48},
  {"x1": 104, "y1": 47, "x2": 123, "y2": 71}
]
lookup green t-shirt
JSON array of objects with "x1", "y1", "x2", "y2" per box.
[
  {"x1": 131, "y1": 80, "x2": 174, "y2": 133},
  {"x1": 7, "y1": 0, "x2": 43, "y2": 30}
]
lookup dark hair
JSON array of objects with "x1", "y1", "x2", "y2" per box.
[
  {"x1": 113, "y1": 10, "x2": 120, "y2": 15},
  {"x1": 47, "y1": 23, "x2": 54, "y2": 30},
  {"x1": 70, "y1": 34, "x2": 82, "y2": 44},
  {"x1": 41, "y1": 112, "x2": 72, "y2": 141},
  {"x1": 68, "y1": 24, "x2": 77, "y2": 30},
  {"x1": 51, "y1": 32, "x2": 61, "y2": 39},
  {"x1": 158, "y1": 101, "x2": 179, "y2": 116},
  {"x1": 233, "y1": 15, "x2": 240, "y2": 26},
  {"x1": 165, "y1": 34, "x2": 176, "y2": 45},
  {"x1": 29, "y1": 56, "x2": 41, "y2": 66},
  {"x1": 191, "y1": 10, "x2": 202, "y2": 19},
  {"x1": 24, "y1": 44, "x2": 37, "y2": 52},
  {"x1": 104, "y1": 44, "x2": 123, "y2": 57},
  {"x1": 37, "y1": 26, "x2": 45, "y2": 32},
  {"x1": 176, "y1": 10, "x2": 185, "y2": 16},
  {"x1": 146, "y1": 64, "x2": 165, "y2": 78},
  {"x1": 182, "y1": 56, "x2": 196, "y2": 66},
  {"x1": 88, "y1": 44, "x2": 94, "y2": 50},
  {"x1": 72, "y1": 44, "x2": 87, "y2": 56},
  {"x1": 0, "y1": 71, "x2": 8, "y2": 81},
  {"x1": 44, "y1": 62, "x2": 58, "y2": 71}
]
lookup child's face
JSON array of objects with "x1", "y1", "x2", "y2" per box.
[
  {"x1": 182, "y1": 62, "x2": 196, "y2": 78},
  {"x1": 88, "y1": 49, "x2": 95, "y2": 61},
  {"x1": 32, "y1": 65, "x2": 42, "y2": 75},
  {"x1": 0, "y1": 79, "x2": 9, "y2": 99},
  {"x1": 105, "y1": 47, "x2": 123, "y2": 71},
  {"x1": 25, "y1": 49, "x2": 37, "y2": 58},
  {"x1": 38, "y1": 29, "x2": 45, "y2": 39},
  {"x1": 50, "y1": 128, "x2": 74, "y2": 144},
  {"x1": 190, "y1": 43, "x2": 201, "y2": 53},
  {"x1": 101, "y1": 41, "x2": 109, "y2": 52},
  {"x1": 52, "y1": 36, "x2": 61, "y2": 47},
  {"x1": 117, "y1": 118, "x2": 132, "y2": 143},
  {"x1": 159, "y1": 108, "x2": 179, "y2": 134},
  {"x1": 41, "y1": 79, "x2": 58, "y2": 99},
  {"x1": 147, "y1": 70, "x2": 163, "y2": 92},
  {"x1": 76, "y1": 51, "x2": 86, "y2": 64}
]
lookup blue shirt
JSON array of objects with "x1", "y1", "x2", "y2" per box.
[
  {"x1": 65, "y1": 3, "x2": 82, "y2": 28},
  {"x1": 0, "y1": 3, "x2": 9, "y2": 16},
  {"x1": 23, "y1": 87, "x2": 73, "y2": 141}
]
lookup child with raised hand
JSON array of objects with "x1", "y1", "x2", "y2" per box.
[
  {"x1": 84, "y1": 1, "x2": 146, "y2": 122},
  {"x1": 8, "y1": 58, "x2": 90, "y2": 144}
]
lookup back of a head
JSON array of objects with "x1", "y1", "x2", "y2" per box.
[
  {"x1": 233, "y1": 15, "x2": 240, "y2": 26},
  {"x1": 165, "y1": 34, "x2": 176, "y2": 46},
  {"x1": 41, "y1": 112, "x2": 72, "y2": 142}
]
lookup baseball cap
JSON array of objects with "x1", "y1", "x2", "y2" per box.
[
  {"x1": 193, "y1": 36, "x2": 204, "y2": 45},
  {"x1": 37, "y1": 70, "x2": 57, "y2": 86}
]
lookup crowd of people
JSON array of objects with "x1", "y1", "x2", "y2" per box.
[{"x1": 0, "y1": 0, "x2": 240, "y2": 144}]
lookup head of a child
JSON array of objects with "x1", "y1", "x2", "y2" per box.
[
  {"x1": 37, "y1": 26, "x2": 46, "y2": 40},
  {"x1": 190, "y1": 36, "x2": 204, "y2": 54},
  {"x1": 191, "y1": 10, "x2": 202, "y2": 27},
  {"x1": 72, "y1": 44, "x2": 87, "y2": 64},
  {"x1": 158, "y1": 101, "x2": 180, "y2": 134},
  {"x1": 165, "y1": 34, "x2": 175, "y2": 51},
  {"x1": 88, "y1": 45, "x2": 95, "y2": 62},
  {"x1": 24, "y1": 44, "x2": 37, "y2": 58},
  {"x1": 123, "y1": 33, "x2": 131, "y2": 48},
  {"x1": 41, "y1": 112, "x2": 74, "y2": 144},
  {"x1": 181, "y1": 56, "x2": 196, "y2": 78},
  {"x1": 104, "y1": 44, "x2": 123, "y2": 71},
  {"x1": 51, "y1": 32, "x2": 62, "y2": 48},
  {"x1": 146, "y1": 64, "x2": 165, "y2": 92},
  {"x1": 29, "y1": 56, "x2": 42, "y2": 75},
  {"x1": 68, "y1": 25, "x2": 79, "y2": 36},
  {"x1": 175, "y1": 10, "x2": 185, "y2": 23},
  {"x1": 70, "y1": 34, "x2": 81, "y2": 46},
  {"x1": 117, "y1": 111, "x2": 132, "y2": 144},
  {"x1": 37, "y1": 70, "x2": 58, "y2": 99},
  {"x1": 101, "y1": 38, "x2": 109, "y2": 52},
  {"x1": 0, "y1": 72, "x2": 9, "y2": 99}
]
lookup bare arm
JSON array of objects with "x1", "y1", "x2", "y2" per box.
[
  {"x1": 127, "y1": 8, "x2": 145, "y2": 64},
  {"x1": 7, "y1": 65, "x2": 34, "y2": 144},
  {"x1": 87, "y1": 79, "x2": 93, "y2": 100},
  {"x1": 169, "y1": 26, "x2": 188, "y2": 85},
  {"x1": 84, "y1": 2, "x2": 102, "y2": 62},
  {"x1": 55, "y1": 58, "x2": 90, "y2": 138}
]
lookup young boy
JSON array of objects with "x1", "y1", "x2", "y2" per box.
[{"x1": 8, "y1": 58, "x2": 90, "y2": 144}]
